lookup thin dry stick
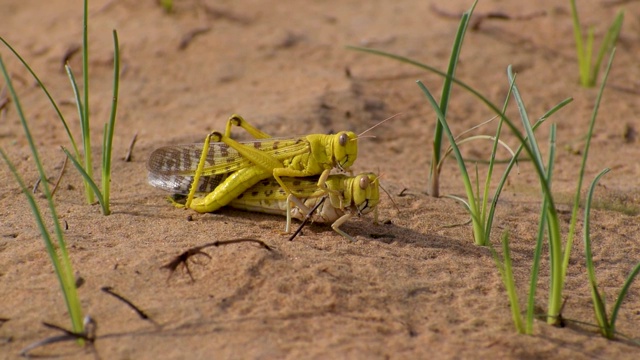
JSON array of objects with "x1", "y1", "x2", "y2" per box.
[
  {"x1": 20, "y1": 318, "x2": 98, "y2": 357},
  {"x1": 31, "y1": 152, "x2": 69, "y2": 197},
  {"x1": 0, "y1": 85, "x2": 9, "y2": 112},
  {"x1": 178, "y1": 27, "x2": 211, "y2": 50},
  {"x1": 289, "y1": 196, "x2": 327, "y2": 241},
  {"x1": 51, "y1": 151, "x2": 69, "y2": 197},
  {"x1": 163, "y1": 238, "x2": 273, "y2": 281},
  {"x1": 123, "y1": 132, "x2": 138, "y2": 162},
  {"x1": 101, "y1": 286, "x2": 159, "y2": 327}
]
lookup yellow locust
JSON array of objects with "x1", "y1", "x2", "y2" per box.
[
  {"x1": 229, "y1": 172, "x2": 380, "y2": 241},
  {"x1": 147, "y1": 114, "x2": 359, "y2": 213}
]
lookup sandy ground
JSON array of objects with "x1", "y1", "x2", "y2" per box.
[{"x1": 1, "y1": 0, "x2": 640, "y2": 359}]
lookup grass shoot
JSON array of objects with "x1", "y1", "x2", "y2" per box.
[
  {"x1": 569, "y1": 0, "x2": 623, "y2": 87},
  {"x1": 583, "y1": 168, "x2": 640, "y2": 339},
  {"x1": 0, "y1": 0, "x2": 120, "y2": 215},
  {"x1": 349, "y1": 0, "x2": 477, "y2": 198},
  {"x1": 0, "y1": 56, "x2": 84, "y2": 340}
]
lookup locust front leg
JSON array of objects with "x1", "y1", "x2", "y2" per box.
[
  {"x1": 331, "y1": 212, "x2": 356, "y2": 242},
  {"x1": 284, "y1": 184, "x2": 356, "y2": 242},
  {"x1": 313, "y1": 169, "x2": 344, "y2": 209},
  {"x1": 289, "y1": 196, "x2": 357, "y2": 241}
]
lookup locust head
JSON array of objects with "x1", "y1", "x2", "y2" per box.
[
  {"x1": 333, "y1": 131, "x2": 358, "y2": 171},
  {"x1": 351, "y1": 173, "x2": 380, "y2": 215}
]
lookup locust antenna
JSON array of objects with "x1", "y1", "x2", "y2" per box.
[
  {"x1": 372, "y1": 172, "x2": 399, "y2": 213},
  {"x1": 355, "y1": 113, "x2": 402, "y2": 139},
  {"x1": 380, "y1": 183, "x2": 399, "y2": 213}
]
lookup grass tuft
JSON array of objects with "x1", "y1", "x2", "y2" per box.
[
  {"x1": 0, "y1": 0, "x2": 120, "y2": 215},
  {"x1": 569, "y1": 0, "x2": 623, "y2": 87},
  {"x1": 349, "y1": 0, "x2": 477, "y2": 198},
  {"x1": 0, "y1": 57, "x2": 84, "y2": 340}
]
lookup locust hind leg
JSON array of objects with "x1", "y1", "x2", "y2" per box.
[
  {"x1": 224, "y1": 114, "x2": 272, "y2": 139},
  {"x1": 185, "y1": 129, "x2": 279, "y2": 212},
  {"x1": 185, "y1": 132, "x2": 215, "y2": 209},
  {"x1": 211, "y1": 131, "x2": 314, "y2": 201},
  {"x1": 182, "y1": 116, "x2": 274, "y2": 212},
  {"x1": 189, "y1": 167, "x2": 272, "y2": 213}
]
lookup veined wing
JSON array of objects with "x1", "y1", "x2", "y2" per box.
[
  {"x1": 147, "y1": 137, "x2": 310, "y2": 194},
  {"x1": 147, "y1": 168, "x2": 230, "y2": 195}
]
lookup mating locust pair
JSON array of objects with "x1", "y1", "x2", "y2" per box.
[{"x1": 147, "y1": 114, "x2": 383, "y2": 241}]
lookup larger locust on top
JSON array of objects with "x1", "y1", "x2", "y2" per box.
[{"x1": 147, "y1": 114, "x2": 359, "y2": 213}]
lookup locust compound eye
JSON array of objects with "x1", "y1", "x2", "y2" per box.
[
  {"x1": 339, "y1": 133, "x2": 348, "y2": 147},
  {"x1": 359, "y1": 175, "x2": 370, "y2": 190}
]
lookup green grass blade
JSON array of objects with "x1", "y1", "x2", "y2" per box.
[
  {"x1": 430, "y1": 0, "x2": 477, "y2": 197},
  {"x1": 445, "y1": 194, "x2": 483, "y2": 227},
  {"x1": 584, "y1": 27, "x2": 595, "y2": 86},
  {"x1": 484, "y1": 98, "x2": 573, "y2": 243},
  {"x1": 524, "y1": 124, "x2": 557, "y2": 332},
  {"x1": 62, "y1": 147, "x2": 107, "y2": 214},
  {"x1": 0, "y1": 37, "x2": 81, "y2": 161},
  {"x1": 507, "y1": 66, "x2": 563, "y2": 325},
  {"x1": 591, "y1": 11, "x2": 623, "y2": 83},
  {"x1": 65, "y1": 65, "x2": 84, "y2": 127},
  {"x1": 0, "y1": 151, "x2": 62, "y2": 287},
  {"x1": 562, "y1": 49, "x2": 616, "y2": 285},
  {"x1": 546, "y1": 125, "x2": 557, "y2": 193},
  {"x1": 101, "y1": 30, "x2": 120, "y2": 216},
  {"x1": 539, "y1": 98, "x2": 575, "y2": 120},
  {"x1": 569, "y1": 0, "x2": 587, "y2": 85},
  {"x1": 506, "y1": 66, "x2": 544, "y2": 171},
  {"x1": 480, "y1": 80, "x2": 511, "y2": 231},
  {"x1": 348, "y1": 45, "x2": 504, "y2": 120},
  {"x1": 610, "y1": 261, "x2": 640, "y2": 335},
  {"x1": 65, "y1": 64, "x2": 95, "y2": 205},
  {"x1": 160, "y1": 0, "x2": 173, "y2": 12},
  {"x1": 417, "y1": 80, "x2": 484, "y2": 245},
  {"x1": 488, "y1": 231, "x2": 525, "y2": 333},
  {"x1": 501, "y1": 231, "x2": 525, "y2": 333},
  {"x1": 583, "y1": 168, "x2": 612, "y2": 337},
  {"x1": 81, "y1": 0, "x2": 94, "y2": 204},
  {"x1": 439, "y1": 0, "x2": 476, "y2": 118},
  {"x1": 475, "y1": 164, "x2": 480, "y2": 215},
  {"x1": 0, "y1": 150, "x2": 84, "y2": 338},
  {"x1": 348, "y1": 45, "x2": 517, "y2": 130},
  {"x1": 526, "y1": 187, "x2": 549, "y2": 333},
  {"x1": 0, "y1": 57, "x2": 84, "y2": 336}
]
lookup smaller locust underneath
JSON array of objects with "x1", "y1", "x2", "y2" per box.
[{"x1": 228, "y1": 173, "x2": 379, "y2": 241}]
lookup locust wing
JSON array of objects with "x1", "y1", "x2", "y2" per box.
[{"x1": 147, "y1": 136, "x2": 310, "y2": 194}]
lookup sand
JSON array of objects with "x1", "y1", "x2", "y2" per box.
[{"x1": 1, "y1": 0, "x2": 640, "y2": 359}]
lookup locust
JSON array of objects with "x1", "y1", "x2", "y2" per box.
[
  {"x1": 147, "y1": 114, "x2": 361, "y2": 213},
  {"x1": 228, "y1": 172, "x2": 380, "y2": 241}
]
